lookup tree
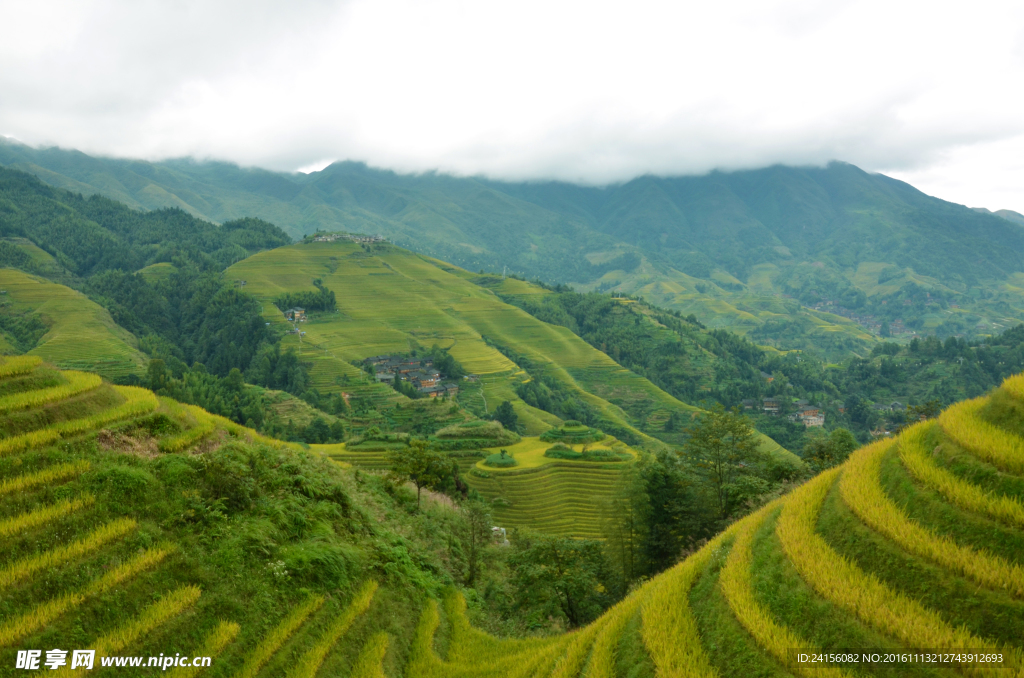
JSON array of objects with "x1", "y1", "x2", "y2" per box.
[
  {"x1": 304, "y1": 417, "x2": 331, "y2": 444},
  {"x1": 461, "y1": 500, "x2": 492, "y2": 586},
  {"x1": 803, "y1": 427, "x2": 857, "y2": 471},
  {"x1": 683, "y1": 405, "x2": 763, "y2": 520},
  {"x1": 601, "y1": 462, "x2": 648, "y2": 591},
  {"x1": 147, "y1": 359, "x2": 168, "y2": 392},
  {"x1": 508, "y1": 532, "x2": 612, "y2": 627},
  {"x1": 388, "y1": 439, "x2": 450, "y2": 509},
  {"x1": 492, "y1": 400, "x2": 519, "y2": 432},
  {"x1": 906, "y1": 399, "x2": 942, "y2": 422}
]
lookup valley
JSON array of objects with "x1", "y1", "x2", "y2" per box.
[
  {"x1": 1, "y1": 356, "x2": 1021, "y2": 675},
  {"x1": 1, "y1": 153, "x2": 1023, "y2": 675}
]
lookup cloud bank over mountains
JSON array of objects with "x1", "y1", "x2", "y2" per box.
[{"x1": 2, "y1": 0, "x2": 1023, "y2": 210}]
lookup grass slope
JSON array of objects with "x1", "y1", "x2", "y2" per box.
[{"x1": 0, "y1": 268, "x2": 146, "y2": 378}]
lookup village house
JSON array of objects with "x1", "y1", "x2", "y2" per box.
[
  {"x1": 760, "y1": 371, "x2": 774, "y2": 383},
  {"x1": 284, "y1": 307, "x2": 306, "y2": 322},
  {"x1": 791, "y1": 405, "x2": 824, "y2": 427},
  {"x1": 409, "y1": 370, "x2": 441, "y2": 389},
  {"x1": 741, "y1": 399, "x2": 756, "y2": 410},
  {"x1": 363, "y1": 354, "x2": 456, "y2": 397},
  {"x1": 420, "y1": 383, "x2": 459, "y2": 398},
  {"x1": 762, "y1": 397, "x2": 781, "y2": 414},
  {"x1": 312, "y1": 232, "x2": 386, "y2": 244}
]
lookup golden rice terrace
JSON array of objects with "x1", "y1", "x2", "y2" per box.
[{"x1": 1, "y1": 356, "x2": 1023, "y2": 676}]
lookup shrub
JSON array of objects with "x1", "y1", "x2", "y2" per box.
[
  {"x1": 484, "y1": 450, "x2": 517, "y2": 468},
  {"x1": 544, "y1": 447, "x2": 581, "y2": 460},
  {"x1": 93, "y1": 467, "x2": 155, "y2": 502},
  {"x1": 279, "y1": 541, "x2": 362, "y2": 587},
  {"x1": 435, "y1": 420, "x2": 518, "y2": 442},
  {"x1": 540, "y1": 425, "x2": 605, "y2": 445},
  {"x1": 543, "y1": 447, "x2": 629, "y2": 462}
]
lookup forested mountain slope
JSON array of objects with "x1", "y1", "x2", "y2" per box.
[{"x1": 5, "y1": 138, "x2": 1024, "y2": 355}]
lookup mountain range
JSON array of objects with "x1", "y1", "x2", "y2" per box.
[{"x1": 4, "y1": 137, "x2": 1024, "y2": 357}]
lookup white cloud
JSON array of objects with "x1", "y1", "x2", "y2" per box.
[{"x1": 1, "y1": 0, "x2": 1023, "y2": 210}]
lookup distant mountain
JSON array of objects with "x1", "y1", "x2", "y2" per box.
[
  {"x1": 977, "y1": 208, "x2": 1024, "y2": 227},
  {"x1": 4, "y1": 137, "x2": 1024, "y2": 355}
]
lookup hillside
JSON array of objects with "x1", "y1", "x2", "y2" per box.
[
  {"x1": 6, "y1": 140, "x2": 1024, "y2": 354},
  {"x1": 0, "y1": 267, "x2": 146, "y2": 378},
  {"x1": 225, "y1": 239, "x2": 797, "y2": 536},
  {"x1": 491, "y1": 284, "x2": 1024, "y2": 449},
  {"x1": 3, "y1": 357, "x2": 1022, "y2": 675},
  {"x1": 224, "y1": 239, "x2": 794, "y2": 456}
]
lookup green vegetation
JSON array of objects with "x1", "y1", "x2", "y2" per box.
[
  {"x1": 539, "y1": 422, "x2": 605, "y2": 445},
  {"x1": 3, "y1": 345, "x2": 1023, "y2": 676},
  {"x1": 483, "y1": 450, "x2": 516, "y2": 468},
  {"x1": 542, "y1": 445, "x2": 630, "y2": 462},
  {"x1": 7, "y1": 143, "x2": 1024, "y2": 674},
  {"x1": 275, "y1": 279, "x2": 337, "y2": 313},
  {"x1": 499, "y1": 284, "x2": 1024, "y2": 450},
  {"x1": 0, "y1": 268, "x2": 146, "y2": 378},
  {"x1": 10, "y1": 143, "x2": 1024, "y2": 354}
]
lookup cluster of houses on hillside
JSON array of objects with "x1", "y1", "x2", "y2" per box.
[
  {"x1": 363, "y1": 355, "x2": 465, "y2": 398},
  {"x1": 311, "y1": 232, "x2": 386, "y2": 244},
  {"x1": 742, "y1": 395, "x2": 912, "y2": 429},
  {"x1": 743, "y1": 397, "x2": 826, "y2": 427}
]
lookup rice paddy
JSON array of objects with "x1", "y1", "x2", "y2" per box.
[
  {"x1": 382, "y1": 370, "x2": 1024, "y2": 675},
  {"x1": 225, "y1": 242, "x2": 792, "y2": 458},
  {"x1": 4, "y1": 355, "x2": 1023, "y2": 676},
  {"x1": 0, "y1": 359, "x2": 374, "y2": 677},
  {"x1": 0, "y1": 269, "x2": 147, "y2": 379},
  {"x1": 227, "y1": 241, "x2": 798, "y2": 539}
]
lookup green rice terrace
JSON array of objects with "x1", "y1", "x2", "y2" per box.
[
  {"x1": 223, "y1": 239, "x2": 801, "y2": 540},
  {"x1": 0, "y1": 267, "x2": 146, "y2": 380},
  {"x1": 3, "y1": 351, "x2": 1024, "y2": 675},
  {"x1": 319, "y1": 419, "x2": 636, "y2": 539},
  {"x1": 225, "y1": 240, "x2": 791, "y2": 457}
]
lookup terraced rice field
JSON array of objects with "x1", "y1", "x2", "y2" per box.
[
  {"x1": 397, "y1": 373, "x2": 1024, "y2": 676},
  {"x1": 0, "y1": 269, "x2": 146, "y2": 379},
  {"x1": 0, "y1": 358, "x2": 376, "y2": 677},
  {"x1": 5, "y1": 356, "x2": 1024, "y2": 676},
  {"x1": 321, "y1": 435, "x2": 637, "y2": 538},
  {"x1": 227, "y1": 242, "x2": 795, "y2": 461},
  {"x1": 466, "y1": 462, "x2": 627, "y2": 539}
]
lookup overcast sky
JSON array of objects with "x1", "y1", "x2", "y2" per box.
[{"x1": 2, "y1": 0, "x2": 1023, "y2": 211}]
